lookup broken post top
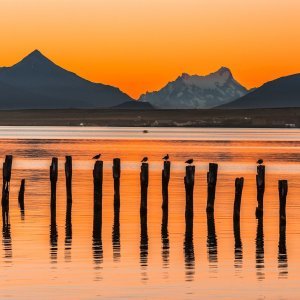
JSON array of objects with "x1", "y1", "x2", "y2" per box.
[
  {"x1": 279, "y1": 180, "x2": 288, "y2": 198},
  {"x1": 50, "y1": 157, "x2": 58, "y2": 182},
  {"x1": 256, "y1": 165, "x2": 265, "y2": 188},
  {"x1": 140, "y1": 162, "x2": 149, "y2": 185},
  {"x1": 185, "y1": 165, "x2": 195, "y2": 186},
  {"x1": 3, "y1": 155, "x2": 13, "y2": 182},
  {"x1": 65, "y1": 156, "x2": 72, "y2": 179},
  {"x1": 207, "y1": 163, "x2": 218, "y2": 185},
  {"x1": 163, "y1": 161, "x2": 171, "y2": 179},
  {"x1": 235, "y1": 177, "x2": 244, "y2": 192},
  {"x1": 93, "y1": 160, "x2": 103, "y2": 181},
  {"x1": 113, "y1": 158, "x2": 121, "y2": 179}
]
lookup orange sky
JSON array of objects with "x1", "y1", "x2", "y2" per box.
[{"x1": 1, "y1": 0, "x2": 300, "y2": 99}]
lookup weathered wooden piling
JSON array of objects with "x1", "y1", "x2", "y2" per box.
[
  {"x1": 140, "y1": 162, "x2": 149, "y2": 217},
  {"x1": 162, "y1": 161, "x2": 171, "y2": 212},
  {"x1": 50, "y1": 157, "x2": 58, "y2": 209},
  {"x1": 256, "y1": 165, "x2": 265, "y2": 218},
  {"x1": 65, "y1": 156, "x2": 72, "y2": 204},
  {"x1": 113, "y1": 158, "x2": 121, "y2": 212},
  {"x1": 2, "y1": 155, "x2": 13, "y2": 226},
  {"x1": 93, "y1": 160, "x2": 103, "y2": 238},
  {"x1": 233, "y1": 177, "x2": 244, "y2": 221},
  {"x1": 279, "y1": 180, "x2": 288, "y2": 224},
  {"x1": 184, "y1": 165, "x2": 195, "y2": 231},
  {"x1": 206, "y1": 163, "x2": 218, "y2": 213},
  {"x1": 18, "y1": 179, "x2": 25, "y2": 215}
]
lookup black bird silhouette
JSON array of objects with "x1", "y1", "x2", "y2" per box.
[
  {"x1": 257, "y1": 159, "x2": 264, "y2": 165},
  {"x1": 141, "y1": 157, "x2": 148, "y2": 163},
  {"x1": 185, "y1": 159, "x2": 194, "y2": 165},
  {"x1": 162, "y1": 154, "x2": 169, "y2": 161},
  {"x1": 92, "y1": 154, "x2": 101, "y2": 160}
]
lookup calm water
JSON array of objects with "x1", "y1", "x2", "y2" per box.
[{"x1": 1, "y1": 127, "x2": 300, "y2": 299}]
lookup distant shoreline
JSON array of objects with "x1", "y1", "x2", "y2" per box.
[{"x1": 0, "y1": 108, "x2": 298, "y2": 128}]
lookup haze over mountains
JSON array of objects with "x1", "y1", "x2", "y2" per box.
[
  {"x1": 0, "y1": 50, "x2": 133, "y2": 109},
  {"x1": 139, "y1": 67, "x2": 249, "y2": 109}
]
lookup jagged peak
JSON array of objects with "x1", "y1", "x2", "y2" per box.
[{"x1": 13, "y1": 49, "x2": 54, "y2": 68}]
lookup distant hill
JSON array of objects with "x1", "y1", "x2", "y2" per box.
[
  {"x1": 0, "y1": 50, "x2": 133, "y2": 109},
  {"x1": 113, "y1": 101, "x2": 154, "y2": 110},
  {"x1": 218, "y1": 74, "x2": 300, "y2": 109},
  {"x1": 139, "y1": 67, "x2": 248, "y2": 109}
]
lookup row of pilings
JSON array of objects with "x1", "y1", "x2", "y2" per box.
[{"x1": 1, "y1": 156, "x2": 289, "y2": 254}]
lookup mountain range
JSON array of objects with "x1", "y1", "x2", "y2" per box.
[
  {"x1": 0, "y1": 50, "x2": 300, "y2": 110},
  {"x1": 0, "y1": 50, "x2": 133, "y2": 109}
]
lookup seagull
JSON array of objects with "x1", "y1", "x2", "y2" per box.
[
  {"x1": 92, "y1": 154, "x2": 101, "y2": 160},
  {"x1": 162, "y1": 154, "x2": 169, "y2": 161},
  {"x1": 141, "y1": 157, "x2": 148, "y2": 163},
  {"x1": 257, "y1": 159, "x2": 264, "y2": 165},
  {"x1": 185, "y1": 159, "x2": 194, "y2": 165}
]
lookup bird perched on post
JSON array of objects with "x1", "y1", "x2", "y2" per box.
[
  {"x1": 141, "y1": 157, "x2": 148, "y2": 163},
  {"x1": 162, "y1": 154, "x2": 169, "y2": 161},
  {"x1": 185, "y1": 159, "x2": 194, "y2": 165},
  {"x1": 92, "y1": 154, "x2": 101, "y2": 160},
  {"x1": 257, "y1": 159, "x2": 264, "y2": 165}
]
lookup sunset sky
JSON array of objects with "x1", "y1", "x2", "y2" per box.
[{"x1": 1, "y1": 0, "x2": 300, "y2": 99}]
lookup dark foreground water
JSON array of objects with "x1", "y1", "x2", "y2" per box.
[{"x1": 0, "y1": 127, "x2": 300, "y2": 299}]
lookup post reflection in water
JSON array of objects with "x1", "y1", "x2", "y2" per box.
[
  {"x1": 112, "y1": 210, "x2": 121, "y2": 262},
  {"x1": 50, "y1": 206, "x2": 58, "y2": 264},
  {"x1": 184, "y1": 218, "x2": 195, "y2": 282},
  {"x1": 207, "y1": 212, "x2": 218, "y2": 274},
  {"x1": 2, "y1": 223, "x2": 12, "y2": 263},
  {"x1": 161, "y1": 210, "x2": 170, "y2": 269},
  {"x1": 278, "y1": 222, "x2": 288, "y2": 278},
  {"x1": 140, "y1": 214, "x2": 148, "y2": 282},
  {"x1": 233, "y1": 218, "x2": 243, "y2": 273},
  {"x1": 64, "y1": 201, "x2": 72, "y2": 263},
  {"x1": 255, "y1": 216, "x2": 265, "y2": 281}
]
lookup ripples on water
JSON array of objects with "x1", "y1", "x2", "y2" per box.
[{"x1": 0, "y1": 128, "x2": 300, "y2": 299}]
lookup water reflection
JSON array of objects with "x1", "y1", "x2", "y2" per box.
[
  {"x1": 207, "y1": 213, "x2": 218, "y2": 274},
  {"x1": 140, "y1": 214, "x2": 148, "y2": 282},
  {"x1": 278, "y1": 222, "x2": 288, "y2": 278},
  {"x1": 255, "y1": 217, "x2": 265, "y2": 281},
  {"x1": 2, "y1": 223, "x2": 12, "y2": 263},
  {"x1": 64, "y1": 201, "x2": 72, "y2": 263},
  {"x1": 233, "y1": 218, "x2": 243, "y2": 273},
  {"x1": 50, "y1": 207, "x2": 58, "y2": 264},
  {"x1": 184, "y1": 218, "x2": 195, "y2": 282},
  {"x1": 161, "y1": 210, "x2": 169, "y2": 269},
  {"x1": 112, "y1": 211, "x2": 121, "y2": 262}
]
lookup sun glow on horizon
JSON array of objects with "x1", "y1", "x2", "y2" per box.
[{"x1": 1, "y1": 0, "x2": 300, "y2": 99}]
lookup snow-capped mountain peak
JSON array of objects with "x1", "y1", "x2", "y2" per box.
[{"x1": 139, "y1": 67, "x2": 248, "y2": 109}]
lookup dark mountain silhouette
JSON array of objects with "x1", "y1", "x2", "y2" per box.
[
  {"x1": 0, "y1": 50, "x2": 133, "y2": 109},
  {"x1": 139, "y1": 67, "x2": 248, "y2": 109},
  {"x1": 113, "y1": 101, "x2": 154, "y2": 109},
  {"x1": 219, "y1": 74, "x2": 300, "y2": 109}
]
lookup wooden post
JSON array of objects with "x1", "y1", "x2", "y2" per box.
[
  {"x1": 233, "y1": 177, "x2": 244, "y2": 221},
  {"x1": 140, "y1": 162, "x2": 149, "y2": 217},
  {"x1": 93, "y1": 161, "x2": 103, "y2": 239},
  {"x1": 206, "y1": 163, "x2": 218, "y2": 213},
  {"x1": 184, "y1": 165, "x2": 195, "y2": 237},
  {"x1": 2, "y1": 155, "x2": 13, "y2": 226},
  {"x1": 162, "y1": 161, "x2": 171, "y2": 212},
  {"x1": 18, "y1": 179, "x2": 25, "y2": 216},
  {"x1": 113, "y1": 158, "x2": 121, "y2": 212},
  {"x1": 50, "y1": 157, "x2": 58, "y2": 209},
  {"x1": 256, "y1": 165, "x2": 265, "y2": 218},
  {"x1": 279, "y1": 180, "x2": 288, "y2": 224},
  {"x1": 65, "y1": 156, "x2": 72, "y2": 204}
]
